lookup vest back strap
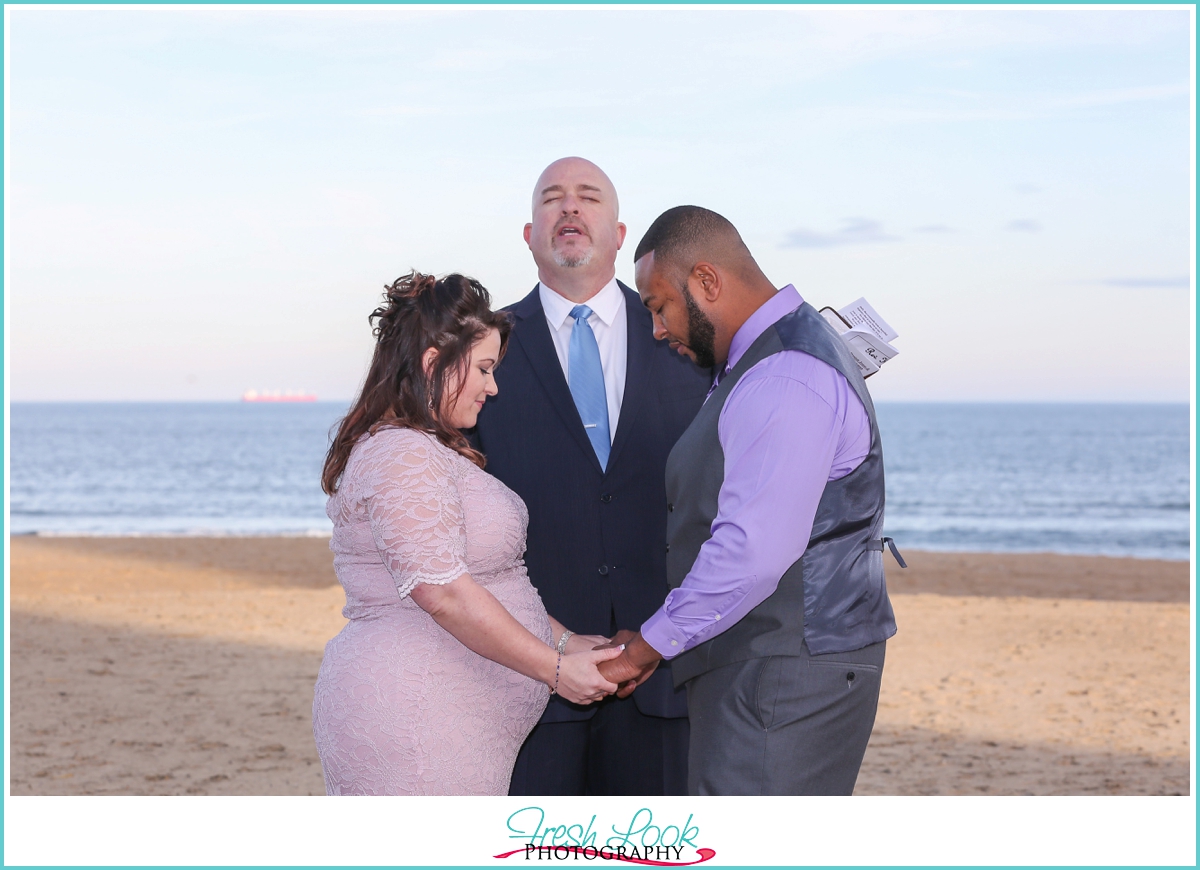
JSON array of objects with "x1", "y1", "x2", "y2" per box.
[{"x1": 867, "y1": 536, "x2": 908, "y2": 568}]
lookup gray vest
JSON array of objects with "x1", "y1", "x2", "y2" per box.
[{"x1": 665, "y1": 301, "x2": 897, "y2": 685}]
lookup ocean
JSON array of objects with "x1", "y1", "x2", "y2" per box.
[{"x1": 7, "y1": 401, "x2": 1192, "y2": 561}]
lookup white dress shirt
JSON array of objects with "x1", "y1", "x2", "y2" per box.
[{"x1": 538, "y1": 278, "x2": 627, "y2": 445}]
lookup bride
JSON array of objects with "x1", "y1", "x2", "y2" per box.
[{"x1": 312, "y1": 271, "x2": 621, "y2": 795}]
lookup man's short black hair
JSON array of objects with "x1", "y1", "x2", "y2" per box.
[{"x1": 634, "y1": 205, "x2": 747, "y2": 275}]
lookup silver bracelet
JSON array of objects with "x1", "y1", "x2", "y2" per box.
[{"x1": 557, "y1": 630, "x2": 574, "y2": 655}]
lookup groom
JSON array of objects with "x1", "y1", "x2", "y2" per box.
[
  {"x1": 472, "y1": 158, "x2": 709, "y2": 795},
  {"x1": 601, "y1": 205, "x2": 899, "y2": 795}
]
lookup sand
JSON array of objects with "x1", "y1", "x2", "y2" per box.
[{"x1": 7, "y1": 537, "x2": 1191, "y2": 796}]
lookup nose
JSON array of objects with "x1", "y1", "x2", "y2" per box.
[
  {"x1": 651, "y1": 314, "x2": 668, "y2": 341},
  {"x1": 485, "y1": 373, "x2": 498, "y2": 396}
]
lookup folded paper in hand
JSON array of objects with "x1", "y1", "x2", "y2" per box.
[{"x1": 818, "y1": 297, "x2": 899, "y2": 379}]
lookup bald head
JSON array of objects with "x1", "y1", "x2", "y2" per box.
[
  {"x1": 531, "y1": 157, "x2": 620, "y2": 218},
  {"x1": 524, "y1": 157, "x2": 627, "y2": 302}
]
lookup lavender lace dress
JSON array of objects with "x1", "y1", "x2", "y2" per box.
[{"x1": 312, "y1": 428, "x2": 551, "y2": 795}]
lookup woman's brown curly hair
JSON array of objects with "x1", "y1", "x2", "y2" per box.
[{"x1": 321, "y1": 271, "x2": 511, "y2": 495}]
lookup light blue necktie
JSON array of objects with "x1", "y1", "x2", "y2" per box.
[{"x1": 568, "y1": 305, "x2": 611, "y2": 469}]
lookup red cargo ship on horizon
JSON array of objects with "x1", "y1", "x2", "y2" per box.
[{"x1": 242, "y1": 389, "x2": 318, "y2": 403}]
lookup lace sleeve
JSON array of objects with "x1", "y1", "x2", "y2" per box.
[{"x1": 357, "y1": 429, "x2": 470, "y2": 599}]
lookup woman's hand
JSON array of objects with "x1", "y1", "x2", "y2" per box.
[
  {"x1": 564, "y1": 633, "x2": 610, "y2": 655},
  {"x1": 553, "y1": 647, "x2": 623, "y2": 705}
]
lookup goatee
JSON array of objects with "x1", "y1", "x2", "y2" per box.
[{"x1": 552, "y1": 248, "x2": 594, "y2": 268}]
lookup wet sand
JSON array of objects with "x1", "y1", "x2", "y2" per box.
[{"x1": 7, "y1": 536, "x2": 1191, "y2": 795}]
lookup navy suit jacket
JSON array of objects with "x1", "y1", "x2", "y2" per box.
[{"x1": 472, "y1": 282, "x2": 709, "y2": 721}]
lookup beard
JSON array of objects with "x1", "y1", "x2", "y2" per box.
[
  {"x1": 681, "y1": 284, "x2": 717, "y2": 370},
  {"x1": 552, "y1": 246, "x2": 593, "y2": 268}
]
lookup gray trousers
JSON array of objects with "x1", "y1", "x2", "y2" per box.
[{"x1": 685, "y1": 639, "x2": 886, "y2": 795}]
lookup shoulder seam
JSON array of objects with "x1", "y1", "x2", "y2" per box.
[{"x1": 732, "y1": 362, "x2": 844, "y2": 416}]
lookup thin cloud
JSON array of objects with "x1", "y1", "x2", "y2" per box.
[
  {"x1": 782, "y1": 218, "x2": 899, "y2": 249},
  {"x1": 1047, "y1": 82, "x2": 1189, "y2": 110},
  {"x1": 914, "y1": 224, "x2": 953, "y2": 233},
  {"x1": 1006, "y1": 219, "x2": 1042, "y2": 233},
  {"x1": 1096, "y1": 276, "x2": 1190, "y2": 289}
]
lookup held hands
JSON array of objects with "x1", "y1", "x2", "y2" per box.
[
  {"x1": 594, "y1": 630, "x2": 662, "y2": 699},
  {"x1": 554, "y1": 646, "x2": 623, "y2": 706},
  {"x1": 550, "y1": 629, "x2": 663, "y2": 704}
]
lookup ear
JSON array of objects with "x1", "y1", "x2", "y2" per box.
[
  {"x1": 615, "y1": 222, "x2": 627, "y2": 250},
  {"x1": 692, "y1": 263, "x2": 721, "y2": 303},
  {"x1": 421, "y1": 346, "x2": 439, "y2": 378},
  {"x1": 523, "y1": 223, "x2": 533, "y2": 247}
]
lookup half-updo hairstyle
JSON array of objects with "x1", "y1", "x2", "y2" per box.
[{"x1": 321, "y1": 271, "x2": 511, "y2": 495}]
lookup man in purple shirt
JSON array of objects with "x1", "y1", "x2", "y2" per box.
[{"x1": 599, "y1": 206, "x2": 898, "y2": 795}]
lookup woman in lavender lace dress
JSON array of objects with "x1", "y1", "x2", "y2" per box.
[{"x1": 312, "y1": 272, "x2": 621, "y2": 796}]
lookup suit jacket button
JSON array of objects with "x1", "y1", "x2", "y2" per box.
[
  {"x1": 665, "y1": 544, "x2": 670, "y2": 553},
  {"x1": 667, "y1": 503, "x2": 674, "y2": 512},
  {"x1": 600, "y1": 493, "x2": 613, "y2": 504},
  {"x1": 597, "y1": 564, "x2": 609, "y2": 576}
]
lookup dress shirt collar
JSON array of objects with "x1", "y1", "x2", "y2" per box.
[
  {"x1": 724, "y1": 284, "x2": 804, "y2": 374},
  {"x1": 539, "y1": 277, "x2": 623, "y2": 330}
]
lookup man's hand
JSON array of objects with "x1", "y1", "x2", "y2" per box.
[{"x1": 596, "y1": 631, "x2": 662, "y2": 699}]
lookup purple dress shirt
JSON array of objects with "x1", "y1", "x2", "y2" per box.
[{"x1": 641, "y1": 286, "x2": 871, "y2": 659}]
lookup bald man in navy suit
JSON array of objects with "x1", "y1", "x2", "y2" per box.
[{"x1": 472, "y1": 158, "x2": 708, "y2": 795}]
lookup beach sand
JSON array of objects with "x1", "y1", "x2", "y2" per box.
[{"x1": 8, "y1": 537, "x2": 1191, "y2": 796}]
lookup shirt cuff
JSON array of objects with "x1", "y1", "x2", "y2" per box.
[{"x1": 640, "y1": 608, "x2": 689, "y2": 660}]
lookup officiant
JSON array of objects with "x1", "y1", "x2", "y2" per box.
[{"x1": 471, "y1": 159, "x2": 709, "y2": 795}]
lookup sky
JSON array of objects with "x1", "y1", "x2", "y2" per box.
[{"x1": 6, "y1": 6, "x2": 1194, "y2": 402}]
